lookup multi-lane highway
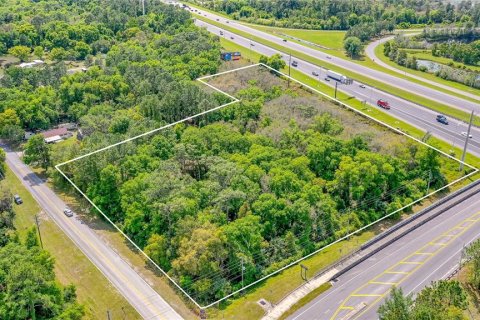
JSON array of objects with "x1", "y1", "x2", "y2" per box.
[
  {"x1": 189, "y1": 6, "x2": 480, "y2": 112},
  {"x1": 192, "y1": 17, "x2": 480, "y2": 157},
  {"x1": 1, "y1": 144, "x2": 183, "y2": 320},
  {"x1": 288, "y1": 183, "x2": 480, "y2": 319}
]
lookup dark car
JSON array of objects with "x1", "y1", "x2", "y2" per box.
[
  {"x1": 436, "y1": 114, "x2": 449, "y2": 125},
  {"x1": 291, "y1": 61, "x2": 298, "y2": 67},
  {"x1": 13, "y1": 194, "x2": 23, "y2": 205},
  {"x1": 283, "y1": 39, "x2": 287, "y2": 42},
  {"x1": 312, "y1": 71, "x2": 319, "y2": 76}
]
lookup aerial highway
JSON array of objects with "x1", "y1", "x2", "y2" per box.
[
  {"x1": 193, "y1": 18, "x2": 480, "y2": 157},
  {"x1": 189, "y1": 6, "x2": 480, "y2": 113},
  {"x1": 365, "y1": 36, "x2": 480, "y2": 102},
  {"x1": 1, "y1": 144, "x2": 183, "y2": 320},
  {"x1": 287, "y1": 183, "x2": 480, "y2": 320}
]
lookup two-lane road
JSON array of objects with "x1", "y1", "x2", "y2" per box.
[{"x1": 2, "y1": 144, "x2": 183, "y2": 320}]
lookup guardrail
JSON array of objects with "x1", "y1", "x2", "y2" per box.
[{"x1": 330, "y1": 179, "x2": 480, "y2": 280}]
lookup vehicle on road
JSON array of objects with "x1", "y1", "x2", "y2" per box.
[
  {"x1": 13, "y1": 194, "x2": 23, "y2": 205},
  {"x1": 461, "y1": 132, "x2": 473, "y2": 139},
  {"x1": 216, "y1": 18, "x2": 219, "y2": 21},
  {"x1": 283, "y1": 39, "x2": 287, "y2": 42},
  {"x1": 226, "y1": 20, "x2": 229, "y2": 23},
  {"x1": 230, "y1": 36, "x2": 234, "y2": 40},
  {"x1": 326, "y1": 70, "x2": 348, "y2": 83},
  {"x1": 312, "y1": 71, "x2": 319, "y2": 76},
  {"x1": 291, "y1": 61, "x2": 298, "y2": 67},
  {"x1": 359, "y1": 84, "x2": 366, "y2": 88},
  {"x1": 220, "y1": 31, "x2": 223, "y2": 35},
  {"x1": 326, "y1": 56, "x2": 332, "y2": 59},
  {"x1": 436, "y1": 114, "x2": 449, "y2": 125},
  {"x1": 324, "y1": 77, "x2": 330, "y2": 81},
  {"x1": 377, "y1": 99, "x2": 390, "y2": 110},
  {"x1": 63, "y1": 207, "x2": 74, "y2": 217}
]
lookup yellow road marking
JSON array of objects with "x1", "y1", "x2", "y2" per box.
[
  {"x1": 330, "y1": 208, "x2": 480, "y2": 320},
  {"x1": 369, "y1": 281, "x2": 398, "y2": 285},
  {"x1": 340, "y1": 306, "x2": 354, "y2": 310}
]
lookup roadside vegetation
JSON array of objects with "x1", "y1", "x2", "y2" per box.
[
  {"x1": 0, "y1": 150, "x2": 85, "y2": 319},
  {"x1": 384, "y1": 28, "x2": 480, "y2": 89},
  {"x1": 378, "y1": 239, "x2": 480, "y2": 320}
]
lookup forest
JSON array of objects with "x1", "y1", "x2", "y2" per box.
[
  {"x1": 0, "y1": 0, "x2": 468, "y2": 308},
  {"x1": 57, "y1": 64, "x2": 460, "y2": 304},
  {"x1": 190, "y1": 0, "x2": 480, "y2": 31}
]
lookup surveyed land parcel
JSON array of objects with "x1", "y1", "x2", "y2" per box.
[{"x1": 56, "y1": 63, "x2": 477, "y2": 311}]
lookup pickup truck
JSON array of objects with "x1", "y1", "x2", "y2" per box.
[{"x1": 377, "y1": 99, "x2": 390, "y2": 110}]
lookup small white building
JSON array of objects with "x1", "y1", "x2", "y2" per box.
[{"x1": 18, "y1": 60, "x2": 44, "y2": 68}]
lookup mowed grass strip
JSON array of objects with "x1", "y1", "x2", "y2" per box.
[
  {"x1": 244, "y1": 23, "x2": 480, "y2": 103},
  {"x1": 5, "y1": 166, "x2": 141, "y2": 320},
  {"x1": 196, "y1": 13, "x2": 480, "y2": 124}
]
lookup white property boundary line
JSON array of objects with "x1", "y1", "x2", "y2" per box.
[{"x1": 56, "y1": 63, "x2": 479, "y2": 310}]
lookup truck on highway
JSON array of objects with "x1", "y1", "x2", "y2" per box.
[{"x1": 326, "y1": 70, "x2": 348, "y2": 83}]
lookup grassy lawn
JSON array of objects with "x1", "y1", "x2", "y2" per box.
[
  {"x1": 249, "y1": 24, "x2": 345, "y2": 50},
  {"x1": 4, "y1": 166, "x2": 141, "y2": 320},
  {"x1": 374, "y1": 44, "x2": 480, "y2": 96},
  {"x1": 196, "y1": 14, "x2": 480, "y2": 125}
]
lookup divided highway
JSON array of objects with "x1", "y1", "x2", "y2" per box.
[
  {"x1": 178, "y1": 4, "x2": 480, "y2": 157},
  {"x1": 194, "y1": 18, "x2": 480, "y2": 156},
  {"x1": 190, "y1": 6, "x2": 479, "y2": 112},
  {"x1": 2, "y1": 144, "x2": 183, "y2": 320},
  {"x1": 288, "y1": 183, "x2": 480, "y2": 320}
]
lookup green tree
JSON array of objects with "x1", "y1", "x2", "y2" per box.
[
  {"x1": 8, "y1": 45, "x2": 31, "y2": 62},
  {"x1": 343, "y1": 36, "x2": 364, "y2": 58},
  {"x1": 260, "y1": 53, "x2": 286, "y2": 71},
  {"x1": 378, "y1": 287, "x2": 413, "y2": 320},
  {"x1": 33, "y1": 46, "x2": 44, "y2": 59},
  {"x1": 23, "y1": 134, "x2": 51, "y2": 170}
]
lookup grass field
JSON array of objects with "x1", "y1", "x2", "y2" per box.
[
  {"x1": 4, "y1": 166, "x2": 141, "y2": 320},
  {"x1": 250, "y1": 24, "x2": 345, "y2": 50},
  {"x1": 196, "y1": 14, "x2": 480, "y2": 125},
  {"x1": 217, "y1": 38, "x2": 480, "y2": 319}
]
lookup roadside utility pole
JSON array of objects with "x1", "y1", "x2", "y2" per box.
[
  {"x1": 334, "y1": 82, "x2": 338, "y2": 99},
  {"x1": 460, "y1": 110, "x2": 474, "y2": 171},
  {"x1": 34, "y1": 214, "x2": 44, "y2": 249}
]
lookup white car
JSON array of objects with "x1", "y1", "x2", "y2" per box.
[
  {"x1": 461, "y1": 132, "x2": 473, "y2": 139},
  {"x1": 359, "y1": 84, "x2": 366, "y2": 88},
  {"x1": 63, "y1": 207, "x2": 74, "y2": 217}
]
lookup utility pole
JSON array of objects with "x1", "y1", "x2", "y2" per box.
[
  {"x1": 241, "y1": 258, "x2": 245, "y2": 289},
  {"x1": 300, "y1": 264, "x2": 308, "y2": 281},
  {"x1": 460, "y1": 110, "x2": 474, "y2": 171},
  {"x1": 334, "y1": 81, "x2": 338, "y2": 99},
  {"x1": 34, "y1": 214, "x2": 44, "y2": 249},
  {"x1": 107, "y1": 310, "x2": 111, "y2": 320}
]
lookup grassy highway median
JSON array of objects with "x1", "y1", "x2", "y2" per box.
[{"x1": 194, "y1": 11, "x2": 480, "y2": 126}]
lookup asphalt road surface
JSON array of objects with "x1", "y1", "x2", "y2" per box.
[
  {"x1": 193, "y1": 18, "x2": 480, "y2": 157},
  {"x1": 288, "y1": 185, "x2": 480, "y2": 320},
  {"x1": 365, "y1": 36, "x2": 480, "y2": 102},
  {"x1": 189, "y1": 6, "x2": 480, "y2": 113},
  {"x1": 2, "y1": 144, "x2": 183, "y2": 320}
]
